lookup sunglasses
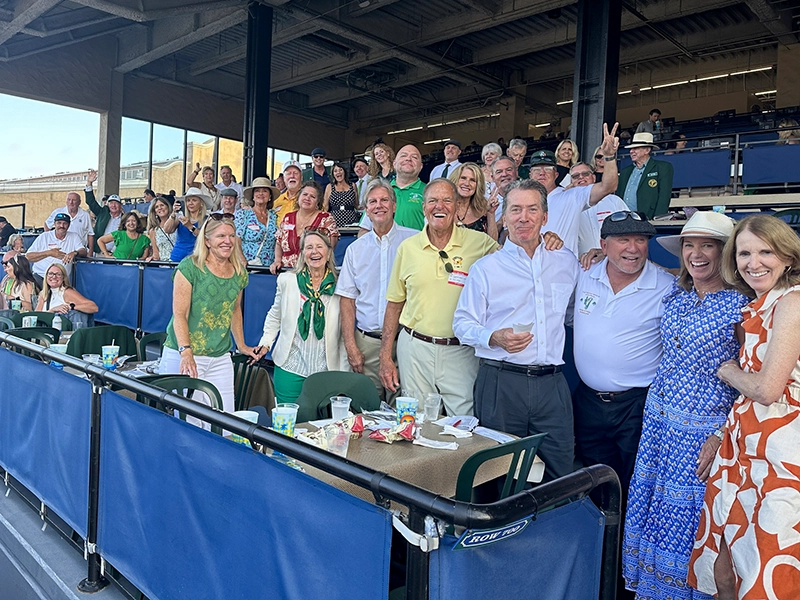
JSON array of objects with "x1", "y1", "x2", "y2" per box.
[
  {"x1": 609, "y1": 210, "x2": 645, "y2": 222},
  {"x1": 438, "y1": 250, "x2": 453, "y2": 273},
  {"x1": 312, "y1": 154, "x2": 325, "y2": 159},
  {"x1": 208, "y1": 213, "x2": 235, "y2": 221},
  {"x1": 594, "y1": 155, "x2": 604, "y2": 160}
]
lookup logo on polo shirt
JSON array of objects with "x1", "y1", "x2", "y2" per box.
[{"x1": 578, "y1": 292, "x2": 598, "y2": 315}]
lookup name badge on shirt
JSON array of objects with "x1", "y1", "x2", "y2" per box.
[
  {"x1": 285, "y1": 223, "x2": 295, "y2": 230},
  {"x1": 578, "y1": 292, "x2": 599, "y2": 315},
  {"x1": 448, "y1": 270, "x2": 468, "y2": 287},
  {"x1": 247, "y1": 223, "x2": 261, "y2": 231}
]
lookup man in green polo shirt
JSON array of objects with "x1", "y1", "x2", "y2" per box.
[{"x1": 359, "y1": 144, "x2": 425, "y2": 235}]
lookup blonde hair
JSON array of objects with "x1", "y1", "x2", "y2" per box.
[
  {"x1": 147, "y1": 197, "x2": 173, "y2": 231},
  {"x1": 40, "y1": 263, "x2": 71, "y2": 303},
  {"x1": 294, "y1": 230, "x2": 337, "y2": 281},
  {"x1": 368, "y1": 143, "x2": 396, "y2": 178},
  {"x1": 721, "y1": 214, "x2": 800, "y2": 297},
  {"x1": 448, "y1": 162, "x2": 488, "y2": 215},
  {"x1": 589, "y1": 145, "x2": 604, "y2": 172},
  {"x1": 555, "y1": 139, "x2": 579, "y2": 167},
  {"x1": 186, "y1": 195, "x2": 208, "y2": 223},
  {"x1": 191, "y1": 217, "x2": 246, "y2": 277}
]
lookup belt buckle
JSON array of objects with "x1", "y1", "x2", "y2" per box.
[{"x1": 596, "y1": 392, "x2": 614, "y2": 403}]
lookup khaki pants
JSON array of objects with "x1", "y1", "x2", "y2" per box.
[
  {"x1": 355, "y1": 329, "x2": 400, "y2": 406},
  {"x1": 396, "y1": 328, "x2": 478, "y2": 417}
]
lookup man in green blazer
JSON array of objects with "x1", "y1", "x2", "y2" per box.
[{"x1": 616, "y1": 132, "x2": 674, "y2": 219}]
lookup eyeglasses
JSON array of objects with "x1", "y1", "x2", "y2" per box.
[
  {"x1": 594, "y1": 155, "x2": 604, "y2": 160},
  {"x1": 571, "y1": 171, "x2": 593, "y2": 179},
  {"x1": 609, "y1": 211, "x2": 645, "y2": 222},
  {"x1": 438, "y1": 250, "x2": 453, "y2": 273},
  {"x1": 46, "y1": 272, "x2": 63, "y2": 278},
  {"x1": 530, "y1": 166, "x2": 555, "y2": 173},
  {"x1": 208, "y1": 213, "x2": 235, "y2": 221}
]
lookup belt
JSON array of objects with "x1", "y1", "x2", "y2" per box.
[
  {"x1": 481, "y1": 358, "x2": 561, "y2": 377},
  {"x1": 402, "y1": 326, "x2": 460, "y2": 346},
  {"x1": 587, "y1": 386, "x2": 648, "y2": 403},
  {"x1": 357, "y1": 328, "x2": 382, "y2": 340}
]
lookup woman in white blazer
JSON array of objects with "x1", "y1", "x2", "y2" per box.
[{"x1": 256, "y1": 230, "x2": 348, "y2": 408}]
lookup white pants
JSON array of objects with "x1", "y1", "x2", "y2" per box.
[
  {"x1": 396, "y1": 329, "x2": 478, "y2": 417},
  {"x1": 160, "y1": 346, "x2": 235, "y2": 430}
]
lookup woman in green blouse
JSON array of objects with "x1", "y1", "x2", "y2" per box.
[
  {"x1": 98, "y1": 212, "x2": 151, "y2": 260},
  {"x1": 159, "y1": 215, "x2": 260, "y2": 424}
]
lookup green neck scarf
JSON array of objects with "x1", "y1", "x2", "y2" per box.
[{"x1": 296, "y1": 268, "x2": 336, "y2": 340}]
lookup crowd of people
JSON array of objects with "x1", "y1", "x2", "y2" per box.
[{"x1": 2, "y1": 121, "x2": 799, "y2": 600}]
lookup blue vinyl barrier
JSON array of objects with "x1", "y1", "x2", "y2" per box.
[
  {"x1": 649, "y1": 234, "x2": 680, "y2": 270},
  {"x1": 429, "y1": 498, "x2": 604, "y2": 600},
  {"x1": 0, "y1": 350, "x2": 91, "y2": 537},
  {"x1": 74, "y1": 262, "x2": 139, "y2": 330},
  {"x1": 742, "y1": 144, "x2": 800, "y2": 184},
  {"x1": 97, "y1": 391, "x2": 392, "y2": 600},
  {"x1": 242, "y1": 271, "x2": 277, "y2": 347},
  {"x1": 619, "y1": 149, "x2": 731, "y2": 189},
  {"x1": 335, "y1": 233, "x2": 357, "y2": 266},
  {"x1": 140, "y1": 265, "x2": 175, "y2": 333}
]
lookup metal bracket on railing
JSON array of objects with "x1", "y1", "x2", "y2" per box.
[
  {"x1": 4, "y1": 470, "x2": 9, "y2": 497},
  {"x1": 39, "y1": 502, "x2": 47, "y2": 532},
  {"x1": 392, "y1": 514, "x2": 440, "y2": 553}
]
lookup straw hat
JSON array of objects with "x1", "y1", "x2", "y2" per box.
[
  {"x1": 182, "y1": 187, "x2": 214, "y2": 210},
  {"x1": 656, "y1": 211, "x2": 736, "y2": 256},
  {"x1": 243, "y1": 177, "x2": 281, "y2": 205},
  {"x1": 624, "y1": 132, "x2": 659, "y2": 149}
]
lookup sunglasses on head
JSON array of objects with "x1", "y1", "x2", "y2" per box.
[
  {"x1": 609, "y1": 210, "x2": 645, "y2": 222},
  {"x1": 208, "y1": 213, "x2": 235, "y2": 221},
  {"x1": 438, "y1": 250, "x2": 453, "y2": 273}
]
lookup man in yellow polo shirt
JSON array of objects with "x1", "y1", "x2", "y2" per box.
[
  {"x1": 379, "y1": 178, "x2": 498, "y2": 416},
  {"x1": 273, "y1": 160, "x2": 302, "y2": 225}
]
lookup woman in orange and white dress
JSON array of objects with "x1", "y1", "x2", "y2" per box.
[{"x1": 688, "y1": 214, "x2": 800, "y2": 599}]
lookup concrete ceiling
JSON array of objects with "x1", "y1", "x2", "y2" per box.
[{"x1": 0, "y1": 0, "x2": 796, "y2": 131}]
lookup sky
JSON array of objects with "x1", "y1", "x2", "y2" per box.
[{"x1": 0, "y1": 93, "x2": 100, "y2": 181}]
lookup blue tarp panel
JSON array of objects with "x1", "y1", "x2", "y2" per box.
[
  {"x1": 74, "y1": 262, "x2": 139, "y2": 329},
  {"x1": 242, "y1": 272, "x2": 277, "y2": 347},
  {"x1": 140, "y1": 266, "x2": 174, "y2": 333},
  {"x1": 97, "y1": 392, "x2": 392, "y2": 600},
  {"x1": 430, "y1": 498, "x2": 604, "y2": 600},
  {"x1": 742, "y1": 144, "x2": 800, "y2": 184},
  {"x1": 0, "y1": 350, "x2": 90, "y2": 537},
  {"x1": 335, "y1": 233, "x2": 357, "y2": 266},
  {"x1": 619, "y1": 150, "x2": 731, "y2": 189}
]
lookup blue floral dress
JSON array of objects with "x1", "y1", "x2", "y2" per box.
[
  {"x1": 623, "y1": 283, "x2": 748, "y2": 599},
  {"x1": 235, "y1": 208, "x2": 277, "y2": 266}
]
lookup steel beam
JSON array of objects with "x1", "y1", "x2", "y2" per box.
[
  {"x1": 242, "y1": 1, "x2": 272, "y2": 184},
  {"x1": 571, "y1": 0, "x2": 622, "y2": 159}
]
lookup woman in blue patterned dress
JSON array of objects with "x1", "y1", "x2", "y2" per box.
[
  {"x1": 235, "y1": 177, "x2": 279, "y2": 267},
  {"x1": 623, "y1": 212, "x2": 749, "y2": 599}
]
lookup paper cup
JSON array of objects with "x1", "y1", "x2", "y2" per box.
[
  {"x1": 271, "y1": 403, "x2": 299, "y2": 437},
  {"x1": 49, "y1": 343, "x2": 68, "y2": 369},
  {"x1": 10, "y1": 300, "x2": 21, "y2": 311},
  {"x1": 512, "y1": 322, "x2": 532, "y2": 334},
  {"x1": 396, "y1": 397, "x2": 418, "y2": 425},
  {"x1": 22, "y1": 315, "x2": 37, "y2": 328},
  {"x1": 231, "y1": 410, "x2": 259, "y2": 446},
  {"x1": 82, "y1": 354, "x2": 101, "y2": 365},
  {"x1": 101, "y1": 345, "x2": 120, "y2": 369}
]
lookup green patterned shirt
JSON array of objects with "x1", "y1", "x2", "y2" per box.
[{"x1": 165, "y1": 257, "x2": 248, "y2": 357}]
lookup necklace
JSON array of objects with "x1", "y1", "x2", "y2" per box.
[{"x1": 456, "y1": 201, "x2": 469, "y2": 226}]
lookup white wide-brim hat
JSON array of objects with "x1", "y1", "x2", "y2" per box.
[
  {"x1": 656, "y1": 211, "x2": 736, "y2": 256},
  {"x1": 182, "y1": 187, "x2": 214, "y2": 210},
  {"x1": 625, "y1": 132, "x2": 659, "y2": 149}
]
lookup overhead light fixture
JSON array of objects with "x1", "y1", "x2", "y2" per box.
[
  {"x1": 556, "y1": 100, "x2": 573, "y2": 105},
  {"x1": 534, "y1": 122, "x2": 551, "y2": 127},
  {"x1": 730, "y1": 66, "x2": 772, "y2": 76},
  {"x1": 424, "y1": 138, "x2": 451, "y2": 145},
  {"x1": 754, "y1": 89, "x2": 777, "y2": 96},
  {"x1": 386, "y1": 126, "x2": 423, "y2": 135}
]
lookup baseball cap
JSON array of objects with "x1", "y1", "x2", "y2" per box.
[
  {"x1": 53, "y1": 212, "x2": 71, "y2": 224},
  {"x1": 528, "y1": 150, "x2": 556, "y2": 166}
]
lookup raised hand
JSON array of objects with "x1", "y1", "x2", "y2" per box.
[{"x1": 599, "y1": 122, "x2": 620, "y2": 157}]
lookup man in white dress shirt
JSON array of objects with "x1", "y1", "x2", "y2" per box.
[
  {"x1": 429, "y1": 140, "x2": 462, "y2": 181},
  {"x1": 215, "y1": 165, "x2": 244, "y2": 200},
  {"x1": 352, "y1": 157, "x2": 370, "y2": 208},
  {"x1": 454, "y1": 179, "x2": 579, "y2": 481},
  {"x1": 44, "y1": 191, "x2": 93, "y2": 249},
  {"x1": 532, "y1": 123, "x2": 620, "y2": 256},
  {"x1": 570, "y1": 162, "x2": 627, "y2": 255},
  {"x1": 336, "y1": 179, "x2": 417, "y2": 402},
  {"x1": 571, "y1": 211, "x2": 673, "y2": 493}
]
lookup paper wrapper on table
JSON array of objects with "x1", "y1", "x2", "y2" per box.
[
  {"x1": 368, "y1": 421, "x2": 415, "y2": 444},
  {"x1": 299, "y1": 415, "x2": 368, "y2": 450}
]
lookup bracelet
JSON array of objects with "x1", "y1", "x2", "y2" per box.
[{"x1": 604, "y1": 155, "x2": 617, "y2": 160}]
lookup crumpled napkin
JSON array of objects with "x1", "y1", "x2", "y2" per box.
[
  {"x1": 413, "y1": 436, "x2": 458, "y2": 450},
  {"x1": 441, "y1": 425, "x2": 473, "y2": 438}
]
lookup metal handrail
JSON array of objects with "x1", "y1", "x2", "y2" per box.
[{"x1": 0, "y1": 332, "x2": 621, "y2": 599}]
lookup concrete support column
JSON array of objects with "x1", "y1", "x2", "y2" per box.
[
  {"x1": 777, "y1": 44, "x2": 800, "y2": 109},
  {"x1": 242, "y1": 1, "x2": 273, "y2": 184},
  {"x1": 498, "y1": 93, "x2": 526, "y2": 139},
  {"x1": 98, "y1": 70, "x2": 123, "y2": 195},
  {"x1": 571, "y1": 0, "x2": 621, "y2": 155}
]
